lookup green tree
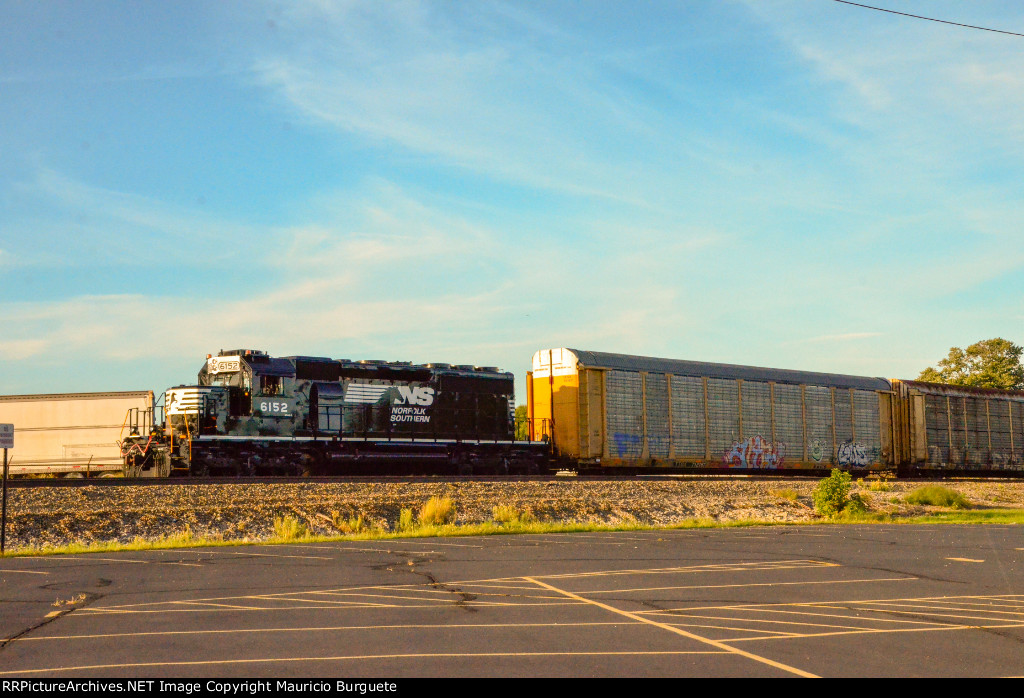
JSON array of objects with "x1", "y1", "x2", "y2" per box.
[
  {"x1": 514, "y1": 405, "x2": 529, "y2": 441},
  {"x1": 918, "y1": 338, "x2": 1024, "y2": 390}
]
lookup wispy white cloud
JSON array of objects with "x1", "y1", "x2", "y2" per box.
[
  {"x1": 7, "y1": 167, "x2": 257, "y2": 267},
  {"x1": 0, "y1": 339, "x2": 49, "y2": 361},
  {"x1": 744, "y1": 0, "x2": 1024, "y2": 151},
  {"x1": 246, "y1": 2, "x2": 741, "y2": 207}
]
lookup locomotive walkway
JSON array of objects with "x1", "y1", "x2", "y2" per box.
[{"x1": 1, "y1": 525, "x2": 1023, "y2": 677}]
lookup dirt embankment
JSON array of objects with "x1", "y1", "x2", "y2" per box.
[{"x1": 5, "y1": 478, "x2": 1024, "y2": 551}]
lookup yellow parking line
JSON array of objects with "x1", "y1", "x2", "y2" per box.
[
  {"x1": 888, "y1": 593, "x2": 1024, "y2": 605},
  {"x1": 223, "y1": 551, "x2": 335, "y2": 560},
  {"x1": 537, "y1": 559, "x2": 835, "y2": 580},
  {"x1": 260, "y1": 595, "x2": 425, "y2": 607},
  {"x1": 862, "y1": 600, "x2": 1024, "y2": 615},
  {"x1": 851, "y1": 601, "x2": 1024, "y2": 618},
  {"x1": 524, "y1": 576, "x2": 818, "y2": 678},
  {"x1": 51, "y1": 556, "x2": 203, "y2": 567},
  {"x1": 725, "y1": 621, "x2": 1024, "y2": 643},
  {"x1": 11, "y1": 621, "x2": 626, "y2": 643},
  {"x1": 641, "y1": 592, "x2": 1013, "y2": 616},
  {"x1": 0, "y1": 650, "x2": 727, "y2": 675},
  {"x1": 946, "y1": 557, "x2": 985, "y2": 563},
  {"x1": 659, "y1": 621, "x2": 804, "y2": 637},
  {"x1": 587, "y1": 576, "x2": 914, "y2": 595},
  {"x1": 655, "y1": 606, "x2": 953, "y2": 628},
  {"x1": 658, "y1": 611, "x2": 916, "y2": 632},
  {"x1": 76, "y1": 600, "x2": 589, "y2": 615}
]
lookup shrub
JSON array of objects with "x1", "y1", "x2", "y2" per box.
[
  {"x1": 813, "y1": 469, "x2": 854, "y2": 517},
  {"x1": 842, "y1": 493, "x2": 868, "y2": 516},
  {"x1": 905, "y1": 486, "x2": 969, "y2": 509},
  {"x1": 418, "y1": 496, "x2": 457, "y2": 526},
  {"x1": 273, "y1": 515, "x2": 308, "y2": 540}
]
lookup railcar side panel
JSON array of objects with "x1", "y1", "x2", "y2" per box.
[
  {"x1": 531, "y1": 348, "x2": 890, "y2": 472},
  {"x1": 671, "y1": 375, "x2": 706, "y2": 461},
  {"x1": 896, "y1": 380, "x2": 1024, "y2": 473}
]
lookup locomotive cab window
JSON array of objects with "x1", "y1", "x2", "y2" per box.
[{"x1": 260, "y1": 376, "x2": 282, "y2": 396}]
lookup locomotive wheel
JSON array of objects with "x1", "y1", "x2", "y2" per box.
[
  {"x1": 296, "y1": 449, "x2": 323, "y2": 476},
  {"x1": 193, "y1": 457, "x2": 210, "y2": 477}
]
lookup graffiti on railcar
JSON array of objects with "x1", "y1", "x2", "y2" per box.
[
  {"x1": 837, "y1": 440, "x2": 870, "y2": 467},
  {"x1": 810, "y1": 440, "x2": 825, "y2": 462},
  {"x1": 722, "y1": 435, "x2": 785, "y2": 468},
  {"x1": 612, "y1": 432, "x2": 643, "y2": 458}
]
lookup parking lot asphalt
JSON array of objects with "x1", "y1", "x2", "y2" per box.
[{"x1": 1, "y1": 524, "x2": 1023, "y2": 677}]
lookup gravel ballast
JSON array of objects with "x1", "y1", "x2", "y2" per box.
[{"x1": 5, "y1": 478, "x2": 1024, "y2": 551}]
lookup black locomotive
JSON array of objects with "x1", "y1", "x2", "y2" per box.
[{"x1": 120, "y1": 349, "x2": 548, "y2": 477}]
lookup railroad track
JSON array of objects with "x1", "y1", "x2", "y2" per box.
[{"x1": 7, "y1": 471, "x2": 1015, "y2": 488}]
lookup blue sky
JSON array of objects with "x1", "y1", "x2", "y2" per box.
[{"x1": 2, "y1": 0, "x2": 1023, "y2": 400}]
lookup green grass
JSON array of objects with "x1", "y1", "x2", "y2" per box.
[
  {"x1": 4, "y1": 506, "x2": 1024, "y2": 559},
  {"x1": 904, "y1": 485, "x2": 970, "y2": 509},
  {"x1": 889, "y1": 509, "x2": 1024, "y2": 524}
]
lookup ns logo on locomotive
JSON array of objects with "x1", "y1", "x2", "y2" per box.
[{"x1": 119, "y1": 347, "x2": 1024, "y2": 478}]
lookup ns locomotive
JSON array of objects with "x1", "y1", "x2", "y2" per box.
[{"x1": 119, "y1": 349, "x2": 548, "y2": 477}]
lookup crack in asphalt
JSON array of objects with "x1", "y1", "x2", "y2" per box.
[
  {"x1": 403, "y1": 558, "x2": 478, "y2": 612},
  {"x1": 0, "y1": 591, "x2": 104, "y2": 652}
]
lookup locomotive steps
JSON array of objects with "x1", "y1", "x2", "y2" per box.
[{"x1": 3, "y1": 478, "x2": 1024, "y2": 554}]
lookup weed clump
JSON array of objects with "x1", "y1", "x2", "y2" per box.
[
  {"x1": 331, "y1": 511, "x2": 366, "y2": 534},
  {"x1": 905, "y1": 486, "x2": 969, "y2": 509},
  {"x1": 813, "y1": 469, "x2": 862, "y2": 518},
  {"x1": 770, "y1": 488, "x2": 799, "y2": 503},
  {"x1": 492, "y1": 504, "x2": 536, "y2": 525},
  {"x1": 397, "y1": 508, "x2": 415, "y2": 532},
  {"x1": 272, "y1": 515, "x2": 308, "y2": 540},
  {"x1": 418, "y1": 496, "x2": 457, "y2": 526},
  {"x1": 866, "y1": 473, "x2": 894, "y2": 492}
]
